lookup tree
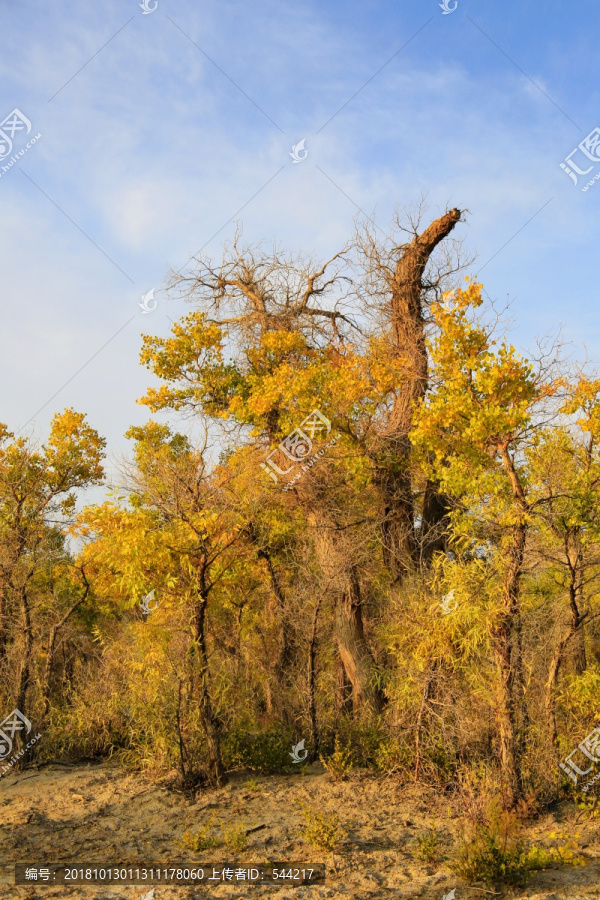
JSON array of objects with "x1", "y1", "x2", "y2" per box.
[
  {"x1": 412, "y1": 283, "x2": 559, "y2": 806},
  {"x1": 0, "y1": 410, "x2": 104, "y2": 756},
  {"x1": 77, "y1": 422, "x2": 247, "y2": 786},
  {"x1": 530, "y1": 378, "x2": 600, "y2": 743},
  {"x1": 138, "y1": 210, "x2": 466, "y2": 711}
]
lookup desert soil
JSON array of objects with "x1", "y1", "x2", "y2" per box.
[{"x1": 0, "y1": 761, "x2": 599, "y2": 900}]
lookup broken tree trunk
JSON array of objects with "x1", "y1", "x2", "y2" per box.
[{"x1": 376, "y1": 209, "x2": 463, "y2": 580}]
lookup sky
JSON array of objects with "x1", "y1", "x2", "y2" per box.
[{"x1": 1, "y1": 0, "x2": 599, "y2": 490}]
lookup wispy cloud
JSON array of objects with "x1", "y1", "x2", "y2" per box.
[{"x1": 0, "y1": 0, "x2": 598, "y2": 463}]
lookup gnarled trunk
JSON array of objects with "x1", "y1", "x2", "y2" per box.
[
  {"x1": 376, "y1": 209, "x2": 463, "y2": 579},
  {"x1": 374, "y1": 459, "x2": 417, "y2": 578},
  {"x1": 306, "y1": 508, "x2": 384, "y2": 713}
]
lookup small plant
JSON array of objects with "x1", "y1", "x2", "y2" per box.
[
  {"x1": 532, "y1": 830, "x2": 586, "y2": 867},
  {"x1": 179, "y1": 817, "x2": 221, "y2": 851},
  {"x1": 242, "y1": 778, "x2": 260, "y2": 791},
  {"x1": 300, "y1": 804, "x2": 345, "y2": 852},
  {"x1": 416, "y1": 828, "x2": 441, "y2": 863},
  {"x1": 223, "y1": 823, "x2": 248, "y2": 852},
  {"x1": 320, "y1": 735, "x2": 354, "y2": 782},
  {"x1": 576, "y1": 793, "x2": 600, "y2": 819}
]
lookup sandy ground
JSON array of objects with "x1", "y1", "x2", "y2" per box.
[{"x1": 0, "y1": 761, "x2": 599, "y2": 900}]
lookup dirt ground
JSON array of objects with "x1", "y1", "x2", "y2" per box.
[{"x1": 0, "y1": 761, "x2": 598, "y2": 900}]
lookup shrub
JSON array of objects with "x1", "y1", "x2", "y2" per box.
[
  {"x1": 415, "y1": 829, "x2": 442, "y2": 863},
  {"x1": 374, "y1": 737, "x2": 411, "y2": 777},
  {"x1": 299, "y1": 804, "x2": 345, "y2": 852},
  {"x1": 451, "y1": 806, "x2": 585, "y2": 887},
  {"x1": 452, "y1": 818, "x2": 528, "y2": 886},
  {"x1": 179, "y1": 818, "x2": 221, "y2": 851},
  {"x1": 576, "y1": 793, "x2": 600, "y2": 819},
  {"x1": 320, "y1": 736, "x2": 354, "y2": 781},
  {"x1": 242, "y1": 778, "x2": 260, "y2": 791},
  {"x1": 223, "y1": 725, "x2": 293, "y2": 775},
  {"x1": 429, "y1": 743, "x2": 458, "y2": 783},
  {"x1": 333, "y1": 718, "x2": 385, "y2": 767}
]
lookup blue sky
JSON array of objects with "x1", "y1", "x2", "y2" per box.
[{"x1": 1, "y1": 0, "x2": 599, "y2": 485}]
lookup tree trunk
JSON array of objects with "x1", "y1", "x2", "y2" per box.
[
  {"x1": 421, "y1": 479, "x2": 450, "y2": 562},
  {"x1": 490, "y1": 519, "x2": 527, "y2": 808},
  {"x1": 512, "y1": 604, "x2": 530, "y2": 768},
  {"x1": 567, "y1": 542, "x2": 587, "y2": 675},
  {"x1": 491, "y1": 444, "x2": 532, "y2": 807},
  {"x1": 335, "y1": 568, "x2": 382, "y2": 711},
  {"x1": 0, "y1": 585, "x2": 8, "y2": 666},
  {"x1": 256, "y1": 545, "x2": 292, "y2": 715},
  {"x1": 192, "y1": 590, "x2": 227, "y2": 787},
  {"x1": 545, "y1": 538, "x2": 588, "y2": 746},
  {"x1": 545, "y1": 633, "x2": 569, "y2": 748},
  {"x1": 414, "y1": 663, "x2": 436, "y2": 782},
  {"x1": 14, "y1": 588, "x2": 33, "y2": 768},
  {"x1": 335, "y1": 655, "x2": 354, "y2": 715},
  {"x1": 491, "y1": 620, "x2": 520, "y2": 808},
  {"x1": 307, "y1": 596, "x2": 321, "y2": 758},
  {"x1": 43, "y1": 577, "x2": 90, "y2": 715},
  {"x1": 306, "y1": 508, "x2": 384, "y2": 713},
  {"x1": 374, "y1": 461, "x2": 417, "y2": 578},
  {"x1": 376, "y1": 209, "x2": 463, "y2": 580},
  {"x1": 245, "y1": 524, "x2": 292, "y2": 719}
]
